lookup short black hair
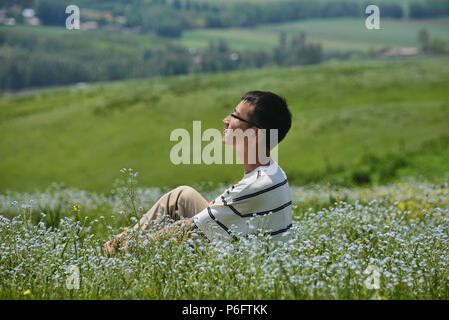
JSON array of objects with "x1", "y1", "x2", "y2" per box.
[{"x1": 242, "y1": 91, "x2": 292, "y2": 150}]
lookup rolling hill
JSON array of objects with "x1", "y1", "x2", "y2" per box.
[{"x1": 0, "y1": 56, "x2": 448, "y2": 193}]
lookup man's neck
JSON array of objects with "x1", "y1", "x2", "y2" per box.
[{"x1": 242, "y1": 157, "x2": 272, "y2": 174}]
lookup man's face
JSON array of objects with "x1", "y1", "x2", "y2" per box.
[{"x1": 222, "y1": 100, "x2": 255, "y2": 145}]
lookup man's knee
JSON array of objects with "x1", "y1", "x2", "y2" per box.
[
  {"x1": 175, "y1": 185, "x2": 200, "y2": 200},
  {"x1": 175, "y1": 185, "x2": 207, "y2": 210}
]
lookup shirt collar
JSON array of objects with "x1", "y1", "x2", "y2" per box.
[{"x1": 243, "y1": 159, "x2": 276, "y2": 179}]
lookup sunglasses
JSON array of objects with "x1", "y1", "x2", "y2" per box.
[{"x1": 229, "y1": 109, "x2": 262, "y2": 128}]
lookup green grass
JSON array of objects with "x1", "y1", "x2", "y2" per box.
[
  {"x1": 181, "y1": 28, "x2": 279, "y2": 51},
  {"x1": 1, "y1": 24, "x2": 172, "y2": 52},
  {"x1": 0, "y1": 56, "x2": 448, "y2": 194},
  {"x1": 181, "y1": 17, "x2": 449, "y2": 52}
]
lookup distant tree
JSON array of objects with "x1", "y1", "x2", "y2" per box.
[
  {"x1": 426, "y1": 37, "x2": 449, "y2": 54},
  {"x1": 381, "y1": 4, "x2": 404, "y2": 18},
  {"x1": 323, "y1": 1, "x2": 360, "y2": 17},
  {"x1": 172, "y1": 0, "x2": 181, "y2": 10},
  {"x1": 410, "y1": 0, "x2": 449, "y2": 19},
  {"x1": 205, "y1": 13, "x2": 224, "y2": 28},
  {"x1": 157, "y1": 46, "x2": 190, "y2": 75},
  {"x1": 142, "y1": 7, "x2": 186, "y2": 37},
  {"x1": 273, "y1": 32, "x2": 288, "y2": 66},
  {"x1": 2, "y1": 0, "x2": 34, "y2": 7},
  {"x1": 151, "y1": 0, "x2": 167, "y2": 6},
  {"x1": 279, "y1": 31, "x2": 287, "y2": 49},
  {"x1": 418, "y1": 28, "x2": 430, "y2": 50},
  {"x1": 217, "y1": 40, "x2": 229, "y2": 54},
  {"x1": 143, "y1": 49, "x2": 153, "y2": 60},
  {"x1": 36, "y1": 0, "x2": 68, "y2": 26},
  {"x1": 418, "y1": 28, "x2": 449, "y2": 54},
  {"x1": 291, "y1": 32, "x2": 306, "y2": 48}
]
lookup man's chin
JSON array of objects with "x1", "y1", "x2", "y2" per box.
[{"x1": 222, "y1": 136, "x2": 234, "y2": 147}]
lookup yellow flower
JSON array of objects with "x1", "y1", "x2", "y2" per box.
[
  {"x1": 23, "y1": 289, "x2": 31, "y2": 296},
  {"x1": 144, "y1": 286, "x2": 157, "y2": 298},
  {"x1": 407, "y1": 200, "x2": 416, "y2": 209},
  {"x1": 73, "y1": 205, "x2": 80, "y2": 213},
  {"x1": 357, "y1": 240, "x2": 362, "y2": 245},
  {"x1": 123, "y1": 227, "x2": 128, "y2": 232},
  {"x1": 397, "y1": 202, "x2": 406, "y2": 211}
]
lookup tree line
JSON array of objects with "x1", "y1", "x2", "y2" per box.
[
  {"x1": 3, "y1": 0, "x2": 449, "y2": 37},
  {"x1": 0, "y1": 28, "x2": 322, "y2": 90}
]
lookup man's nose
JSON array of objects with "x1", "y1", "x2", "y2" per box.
[{"x1": 223, "y1": 115, "x2": 230, "y2": 125}]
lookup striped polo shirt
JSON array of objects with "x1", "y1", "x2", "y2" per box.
[{"x1": 193, "y1": 159, "x2": 292, "y2": 242}]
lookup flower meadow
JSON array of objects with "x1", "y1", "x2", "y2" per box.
[{"x1": 0, "y1": 170, "x2": 448, "y2": 300}]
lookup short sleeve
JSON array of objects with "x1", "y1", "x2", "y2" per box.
[{"x1": 192, "y1": 205, "x2": 234, "y2": 241}]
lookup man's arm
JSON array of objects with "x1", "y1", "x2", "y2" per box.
[
  {"x1": 104, "y1": 199, "x2": 215, "y2": 257},
  {"x1": 149, "y1": 218, "x2": 195, "y2": 241}
]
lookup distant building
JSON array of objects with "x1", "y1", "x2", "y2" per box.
[
  {"x1": 382, "y1": 47, "x2": 419, "y2": 57},
  {"x1": 230, "y1": 52, "x2": 240, "y2": 61},
  {"x1": 81, "y1": 8, "x2": 114, "y2": 23},
  {"x1": 115, "y1": 16, "x2": 127, "y2": 25},
  {"x1": 22, "y1": 9, "x2": 40, "y2": 26},
  {"x1": 188, "y1": 48, "x2": 197, "y2": 55},
  {"x1": 0, "y1": 9, "x2": 16, "y2": 26},
  {"x1": 24, "y1": 17, "x2": 40, "y2": 26},
  {"x1": 104, "y1": 12, "x2": 114, "y2": 23},
  {"x1": 81, "y1": 8, "x2": 104, "y2": 20},
  {"x1": 22, "y1": 8, "x2": 35, "y2": 18},
  {"x1": 81, "y1": 21, "x2": 99, "y2": 31},
  {"x1": 194, "y1": 55, "x2": 202, "y2": 64}
]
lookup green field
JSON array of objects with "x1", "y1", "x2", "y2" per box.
[
  {"x1": 1, "y1": 56, "x2": 448, "y2": 194},
  {"x1": 190, "y1": 0, "x2": 422, "y2": 7},
  {"x1": 182, "y1": 17, "x2": 449, "y2": 51},
  {"x1": 1, "y1": 24, "x2": 173, "y2": 52},
  {"x1": 7, "y1": 16, "x2": 449, "y2": 55}
]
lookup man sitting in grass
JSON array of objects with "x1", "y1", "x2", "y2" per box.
[{"x1": 104, "y1": 91, "x2": 293, "y2": 256}]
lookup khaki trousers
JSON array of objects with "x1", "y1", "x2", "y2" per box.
[{"x1": 132, "y1": 185, "x2": 209, "y2": 232}]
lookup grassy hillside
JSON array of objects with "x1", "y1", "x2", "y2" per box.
[{"x1": 0, "y1": 56, "x2": 448, "y2": 193}]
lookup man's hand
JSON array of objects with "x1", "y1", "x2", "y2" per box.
[
  {"x1": 103, "y1": 231, "x2": 127, "y2": 257},
  {"x1": 103, "y1": 239, "x2": 115, "y2": 257},
  {"x1": 151, "y1": 218, "x2": 195, "y2": 242}
]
